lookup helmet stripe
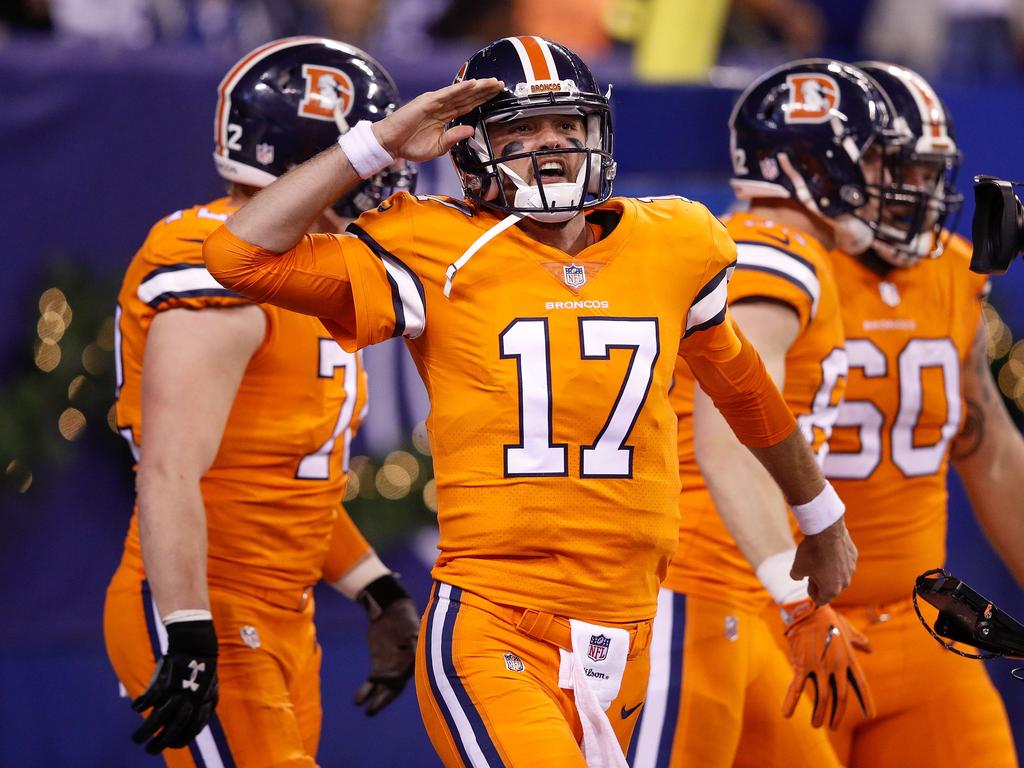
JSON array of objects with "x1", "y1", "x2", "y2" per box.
[
  {"x1": 904, "y1": 71, "x2": 945, "y2": 140},
  {"x1": 214, "y1": 36, "x2": 326, "y2": 157},
  {"x1": 531, "y1": 36, "x2": 559, "y2": 81},
  {"x1": 506, "y1": 35, "x2": 550, "y2": 82}
]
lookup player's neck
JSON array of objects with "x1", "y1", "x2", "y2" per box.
[
  {"x1": 747, "y1": 199, "x2": 834, "y2": 251},
  {"x1": 517, "y1": 212, "x2": 593, "y2": 256}
]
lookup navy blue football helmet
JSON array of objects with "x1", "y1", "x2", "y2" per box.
[
  {"x1": 212, "y1": 36, "x2": 415, "y2": 218},
  {"x1": 448, "y1": 36, "x2": 615, "y2": 222},
  {"x1": 730, "y1": 59, "x2": 909, "y2": 255},
  {"x1": 856, "y1": 62, "x2": 963, "y2": 266}
]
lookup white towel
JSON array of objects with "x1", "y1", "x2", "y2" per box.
[{"x1": 558, "y1": 620, "x2": 630, "y2": 768}]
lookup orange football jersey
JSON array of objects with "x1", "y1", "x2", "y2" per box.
[
  {"x1": 205, "y1": 192, "x2": 796, "y2": 623},
  {"x1": 115, "y1": 197, "x2": 369, "y2": 592},
  {"x1": 664, "y1": 214, "x2": 847, "y2": 611},
  {"x1": 824, "y1": 234, "x2": 986, "y2": 607}
]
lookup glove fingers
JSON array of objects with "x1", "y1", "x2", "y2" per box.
[
  {"x1": 781, "y1": 670, "x2": 809, "y2": 718},
  {"x1": 807, "y1": 674, "x2": 826, "y2": 729},
  {"x1": 848, "y1": 666, "x2": 877, "y2": 720},
  {"x1": 354, "y1": 680, "x2": 375, "y2": 706},
  {"x1": 151, "y1": 700, "x2": 197, "y2": 753},
  {"x1": 132, "y1": 698, "x2": 180, "y2": 745},
  {"x1": 828, "y1": 673, "x2": 847, "y2": 731},
  {"x1": 364, "y1": 685, "x2": 399, "y2": 716}
]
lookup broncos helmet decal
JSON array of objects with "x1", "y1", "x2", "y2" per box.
[
  {"x1": 729, "y1": 58, "x2": 909, "y2": 255},
  {"x1": 213, "y1": 36, "x2": 416, "y2": 218}
]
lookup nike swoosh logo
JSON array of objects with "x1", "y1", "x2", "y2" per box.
[
  {"x1": 757, "y1": 230, "x2": 790, "y2": 246},
  {"x1": 620, "y1": 702, "x2": 643, "y2": 719}
]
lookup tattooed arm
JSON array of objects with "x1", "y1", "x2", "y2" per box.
[{"x1": 951, "y1": 317, "x2": 1024, "y2": 587}]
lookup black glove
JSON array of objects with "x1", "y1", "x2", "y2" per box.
[
  {"x1": 354, "y1": 573, "x2": 420, "y2": 716},
  {"x1": 131, "y1": 619, "x2": 219, "y2": 754}
]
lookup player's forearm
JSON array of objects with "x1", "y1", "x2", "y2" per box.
[
  {"x1": 227, "y1": 145, "x2": 362, "y2": 252},
  {"x1": 695, "y1": 390, "x2": 797, "y2": 567},
  {"x1": 955, "y1": 429, "x2": 1024, "y2": 588},
  {"x1": 136, "y1": 466, "x2": 210, "y2": 617},
  {"x1": 747, "y1": 429, "x2": 826, "y2": 506}
]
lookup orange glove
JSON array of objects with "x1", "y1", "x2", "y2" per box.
[{"x1": 781, "y1": 598, "x2": 876, "y2": 729}]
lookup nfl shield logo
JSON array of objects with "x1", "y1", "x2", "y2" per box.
[
  {"x1": 563, "y1": 263, "x2": 586, "y2": 288},
  {"x1": 587, "y1": 634, "x2": 611, "y2": 662},
  {"x1": 240, "y1": 625, "x2": 261, "y2": 649},
  {"x1": 879, "y1": 281, "x2": 901, "y2": 307},
  {"x1": 256, "y1": 142, "x2": 275, "y2": 166},
  {"x1": 503, "y1": 652, "x2": 525, "y2": 672}
]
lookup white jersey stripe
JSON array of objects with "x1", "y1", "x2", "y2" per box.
[
  {"x1": 735, "y1": 242, "x2": 821, "y2": 318},
  {"x1": 430, "y1": 583, "x2": 492, "y2": 767},
  {"x1": 137, "y1": 266, "x2": 231, "y2": 305},
  {"x1": 380, "y1": 255, "x2": 426, "y2": 339},
  {"x1": 685, "y1": 267, "x2": 732, "y2": 333},
  {"x1": 630, "y1": 587, "x2": 675, "y2": 768}
]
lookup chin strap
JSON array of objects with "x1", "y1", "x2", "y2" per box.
[{"x1": 444, "y1": 212, "x2": 524, "y2": 299}]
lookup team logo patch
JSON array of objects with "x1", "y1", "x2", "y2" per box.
[
  {"x1": 503, "y1": 652, "x2": 525, "y2": 672},
  {"x1": 240, "y1": 625, "x2": 261, "y2": 649},
  {"x1": 255, "y1": 142, "x2": 275, "y2": 166},
  {"x1": 879, "y1": 281, "x2": 901, "y2": 307},
  {"x1": 724, "y1": 615, "x2": 739, "y2": 642},
  {"x1": 299, "y1": 64, "x2": 354, "y2": 122},
  {"x1": 587, "y1": 634, "x2": 611, "y2": 662},
  {"x1": 563, "y1": 263, "x2": 587, "y2": 289},
  {"x1": 784, "y1": 74, "x2": 840, "y2": 124}
]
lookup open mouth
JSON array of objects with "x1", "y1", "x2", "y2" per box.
[{"x1": 537, "y1": 158, "x2": 568, "y2": 182}]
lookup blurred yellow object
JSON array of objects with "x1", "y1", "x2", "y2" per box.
[{"x1": 619, "y1": 0, "x2": 731, "y2": 83}]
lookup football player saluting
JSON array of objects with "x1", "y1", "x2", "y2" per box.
[
  {"x1": 820, "y1": 61, "x2": 1022, "y2": 768},
  {"x1": 204, "y1": 37, "x2": 858, "y2": 767},
  {"x1": 103, "y1": 38, "x2": 420, "y2": 766},
  {"x1": 631, "y1": 59, "x2": 888, "y2": 768}
]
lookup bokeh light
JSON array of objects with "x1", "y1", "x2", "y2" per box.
[{"x1": 58, "y1": 408, "x2": 86, "y2": 441}]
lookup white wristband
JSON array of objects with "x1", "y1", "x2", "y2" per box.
[
  {"x1": 330, "y1": 552, "x2": 392, "y2": 600},
  {"x1": 162, "y1": 609, "x2": 212, "y2": 626},
  {"x1": 755, "y1": 548, "x2": 810, "y2": 605},
  {"x1": 791, "y1": 481, "x2": 845, "y2": 535},
  {"x1": 337, "y1": 120, "x2": 393, "y2": 180}
]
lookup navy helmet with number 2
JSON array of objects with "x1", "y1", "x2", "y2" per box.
[{"x1": 212, "y1": 36, "x2": 416, "y2": 218}]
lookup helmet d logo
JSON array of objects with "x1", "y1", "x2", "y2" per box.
[
  {"x1": 784, "y1": 74, "x2": 840, "y2": 124},
  {"x1": 299, "y1": 64, "x2": 354, "y2": 121}
]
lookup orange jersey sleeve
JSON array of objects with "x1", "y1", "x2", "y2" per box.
[
  {"x1": 320, "y1": 504, "x2": 373, "y2": 584},
  {"x1": 824, "y1": 233, "x2": 983, "y2": 606},
  {"x1": 204, "y1": 194, "x2": 425, "y2": 351},
  {"x1": 116, "y1": 198, "x2": 369, "y2": 592}
]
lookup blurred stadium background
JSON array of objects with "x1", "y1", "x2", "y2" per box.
[{"x1": 1, "y1": 0, "x2": 1022, "y2": 765}]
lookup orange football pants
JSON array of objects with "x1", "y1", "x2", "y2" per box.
[
  {"x1": 629, "y1": 589, "x2": 841, "y2": 768},
  {"x1": 103, "y1": 557, "x2": 323, "y2": 768},
  {"x1": 415, "y1": 581, "x2": 654, "y2": 767},
  {"x1": 814, "y1": 597, "x2": 1019, "y2": 768}
]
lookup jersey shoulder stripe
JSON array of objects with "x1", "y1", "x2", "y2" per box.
[
  {"x1": 137, "y1": 262, "x2": 244, "y2": 307},
  {"x1": 414, "y1": 194, "x2": 474, "y2": 217},
  {"x1": 684, "y1": 261, "x2": 735, "y2": 337},
  {"x1": 345, "y1": 222, "x2": 426, "y2": 339},
  {"x1": 732, "y1": 240, "x2": 821, "y2": 318}
]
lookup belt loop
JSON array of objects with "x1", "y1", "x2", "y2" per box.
[
  {"x1": 516, "y1": 609, "x2": 554, "y2": 640},
  {"x1": 631, "y1": 619, "x2": 653, "y2": 656}
]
